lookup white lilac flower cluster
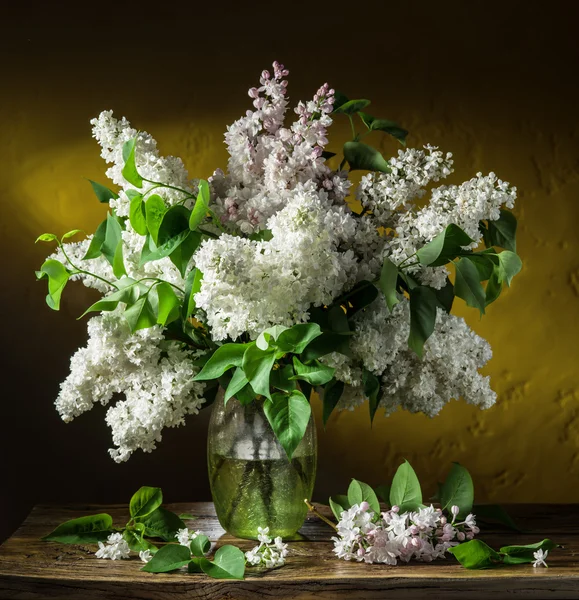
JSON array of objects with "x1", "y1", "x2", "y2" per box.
[
  {"x1": 332, "y1": 502, "x2": 479, "y2": 565},
  {"x1": 95, "y1": 533, "x2": 131, "y2": 560},
  {"x1": 244, "y1": 527, "x2": 289, "y2": 569},
  {"x1": 50, "y1": 61, "x2": 517, "y2": 460},
  {"x1": 176, "y1": 527, "x2": 202, "y2": 547}
]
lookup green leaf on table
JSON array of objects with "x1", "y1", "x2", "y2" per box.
[
  {"x1": 408, "y1": 286, "x2": 437, "y2": 358},
  {"x1": 378, "y1": 257, "x2": 400, "y2": 312},
  {"x1": 124, "y1": 295, "x2": 157, "y2": 333},
  {"x1": 145, "y1": 194, "x2": 167, "y2": 245},
  {"x1": 448, "y1": 539, "x2": 501, "y2": 569},
  {"x1": 348, "y1": 479, "x2": 380, "y2": 514},
  {"x1": 189, "y1": 179, "x2": 210, "y2": 231},
  {"x1": 130, "y1": 486, "x2": 163, "y2": 520},
  {"x1": 276, "y1": 323, "x2": 323, "y2": 354},
  {"x1": 123, "y1": 527, "x2": 158, "y2": 553},
  {"x1": 121, "y1": 138, "x2": 143, "y2": 188},
  {"x1": 194, "y1": 343, "x2": 251, "y2": 381},
  {"x1": 42, "y1": 513, "x2": 113, "y2": 543},
  {"x1": 182, "y1": 267, "x2": 203, "y2": 319},
  {"x1": 329, "y1": 494, "x2": 351, "y2": 521},
  {"x1": 88, "y1": 179, "x2": 118, "y2": 203},
  {"x1": 270, "y1": 364, "x2": 297, "y2": 393},
  {"x1": 358, "y1": 112, "x2": 408, "y2": 146},
  {"x1": 155, "y1": 282, "x2": 180, "y2": 326},
  {"x1": 198, "y1": 545, "x2": 245, "y2": 580},
  {"x1": 129, "y1": 194, "x2": 147, "y2": 235},
  {"x1": 256, "y1": 325, "x2": 289, "y2": 350},
  {"x1": 454, "y1": 258, "x2": 486, "y2": 315},
  {"x1": 343, "y1": 141, "x2": 391, "y2": 173},
  {"x1": 37, "y1": 259, "x2": 70, "y2": 310},
  {"x1": 389, "y1": 460, "x2": 422, "y2": 512},
  {"x1": 83, "y1": 219, "x2": 107, "y2": 260},
  {"x1": 375, "y1": 484, "x2": 391, "y2": 503},
  {"x1": 138, "y1": 507, "x2": 185, "y2": 541},
  {"x1": 485, "y1": 266, "x2": 502, "y2": 306},
  {"x1": 224, "y1": 367, "x2": 249, "y2": 404},
  {"x1": 242, "y1": 344, "x2": 276, "y2": 399},
  {"x1": 100, "y1": 213, "x2": 123, "y2": 266},
  {"x1": 263, "y1": 390, "x2": 311, "y2": 459},
  {"x1": 496, "y1": 250, "x2": 522, "y2": 286},
  {"x1": 35, "y1": 233, "x2": 58, "y2": 243},
  {"x1": 190, "y1": 534, "x2": 211, "y2": 557},
  {"x1": 333, "y1": 98, "x2": 370, "y2": 115},
  {"x1": 439, "y1": 462, "x2": 474, "y2": 518},
  {"x1": 500, "y1": 539, "x2": 558, "y2": 558},
  {"x1": 417, "y1": 224, "x2": 474, "y2": 267},
  {"x1": 362, "y1": 369, "x2": 381, "y2": 424},
  {"x1": 178, "y1": 513, "x2": 198, "y2": 521},
  {"x1": 169, "y1": 231, "x2": 202, "y2": 278},
  {"x1": 291, "y1": 357, "x2": 335, "y2": 386},
  {"x1": 487, "y1": 209, "x2": 517, "y2": 252},
  {"x1": 141, "y1": 543, "x2": 191, "y2": 573},
  {"x1": 322, "y1": 378, "x2": 344, "y2": 426}
]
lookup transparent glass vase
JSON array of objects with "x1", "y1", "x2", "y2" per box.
[{"x1": 207, "y1": 389, "x2": 317, "y2": 540}]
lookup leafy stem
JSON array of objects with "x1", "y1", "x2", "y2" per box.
[
  {"x1": 59, "y1": 242, "x2": 119, "y2": 290},
  {"x1": 141, "y1": 178, "x2": 195, "y2": 200},
  {"x1": 304, "y1": 499, "x2": 337, "y2": 531}
]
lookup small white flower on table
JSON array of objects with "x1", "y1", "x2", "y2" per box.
[
  {"x1": 175, "y1": 527, "x2": 201, "y2": 547},
  {"x1": 95, "y1": 533, "x2": 131, "y2": 560},
  {"x1": 533, "y1": 549, "x2": 549, "y2": 568},
  {"x1": 139, "y1": 549, "x2": 153, "y2": 563}
]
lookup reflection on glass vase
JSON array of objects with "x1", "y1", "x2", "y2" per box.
[{"x1": 207, "y1": 389, "x2": 317, "y2": 540}]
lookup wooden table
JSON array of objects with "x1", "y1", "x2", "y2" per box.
[{"x1": 0, "y1": 503, "x2": 578, "y2": 599}]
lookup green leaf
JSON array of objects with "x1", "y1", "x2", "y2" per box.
[
  {"x1": 337, "y1": 280, "x2": 379, "y2": 317},
  {"x1": 140, "y1": 230, "x2": 190, "y2": 266},
  {"x1": 321, "y1": 150, "x2": 337, "y2": 160},
  {"x1": 178, "y1": 513, "x2": 198, "y2": 520},
  {"x1": 88, "y1": 179, "x2": 118, "y2": 203},
  {"x1": 322, "y1": 379, "x2": 344, "y2": 426},
  {"x1": 329, "y1": 495, "x2": 351, "y2": 520},
  {"x1": 62, "y1": 229, "x2": 83, "y2": 241},
  {"x1": 101, "y1": 213, "x2": 123, "y2": 266},
  {"x1": 129, "y1": 194, "x2": 147, "y2": 235},
  {"x1": 374, "y1": 484, "x2": 390, "y2": 503},
  {"x1": 301, "y1": 332, "x2": 351, "y2": 362},
  {"x1": 263, "y1": 390, "x2": 311, "y2": 459},
  {"x1": 448, "y1": 539, "x2": 502, "y2": 569},
  {"x1": 112, "y1": 239, "x2": 126, "y2": 278},
  {"x1": 224, "y1": 367, "x2": 249, "y2": 404},
  {"x1": 439, "y1": 462, "x2": 474, "y2": 518},
  {"x1": 499, "y1": 539, "x2": 558, "y2": 558},
  {"x1": 141, "y1": 543, "x2": 191, "y2": 573},
  {"x1": 130, "y1": 486, "x2": 163, "y2": 520},
  {"x1": 496, "y1": 250, "x2": 522, "y2": 286},
  {"x1": 454, "y1": 258, "x2": 486, "y2": 315},
  {"x1": 182, "y1": 267, "x2": 203, "y2": 319},
  {"x1": 198, "y1": 545, "x2": 245, "y2": 580},
  {"x1": 473, "y1": 504, "x2": 522, "y2": 532},
  {"x1": 485, "y1": 266, "x2": 502, "y2": 306},
  {"x1": 270, "y1": 364, "x2": 297, "y2": 393},
  {"x1": 333, "y1": 98, "x2": 371, "y2": 115},
  {"x1": 276, "y1": 323, "x2": 323, "y2": 354},
  {"x1": 79, "y1": 278, "x2": 142, "y2": 318},
  {"x1": 347, "y1": 479, "x2": 380, "y2": 514},
  {"x1": 189, "y1": 179, "x2": 210, "y2": 231},
  {"x1": 157, "y1": 205, "x2": 190, "y2": 246},
  {"x1": 124, "y1": 295, "x2": 157, "y2": 333},
  {"x1": 332, "y1": 91, "x2": 350, "y2": 111},
  {"x1": 37, "y1": 259, "x2": 70, "y2": 310},
  {"x1": 121, "y1": 138, "x2": 143, "y2": 188},
  {"x1": 362, "y1": 369, "x2": 381, "y2": 424},
  {"x1": 155, "y1": 282, "x2": 180, "y2": 326},
  {"x1": 378, "y1": 258, "x2": 400, "y2": 312},
  {"x1": 242, "y1": 344, "x2": 276, "y2": 399},
  {"x1": 138, "y1": 507, "x2": 185, "y2": 541},
  {"x1": 82, "y1": 219, "x2": 107, "y2": 260},
  {"x1": 417, "y1": 224, "x2": 474, "y2": 267},
  {"x1": 358, "y1": 112, "x2": 408, "y2": 146},
  {"x1": 389, "y1": 460, "x2": 422, "y2": 512},
  {"x1": 190, "y1": 534, "x2": 211, "y2": 557},
  {"x1": 291, "y1": 357, "x2": 335, "y2": 386},
  {"x1": 433, "y1": 278, "x2": 454, "y2": 313},
  {"x1": 145, "y1": 194, "x2": 167, "y2": 245},
  {"x1": 256, "y1": 325, "x2": 290, "y2": 350},
  {"x1": 123, "y1": 527, "x2": 158, "y2": 553},
  {"x1": 343, "y1": 141, "x2": 391, "y2": 173},
  {"x1": 327, "y1": 306, "x2": 350, "y2": 334},
  {"x1": 408, "y1": 286, "x2": 438, "y2": 358},
  {"x1": 35, "y1": 233, "x2": 58, "y2": 243},
  {"x1": 488, "y1": 210, "x2": 517, "y2": 252},
  {"x1": 463, "y1": 253, "x2": 495, "y2": 281},
  {"x1": 193, "y1": 344, "x2": 251, "y2": 381},
  {"x1": 248, "y1": 229, "x2": 273, "y2": 242},
  {"x1": 169, "y1": 231, "x2": 202, "y2": 278},
  {"x1": 42, "y1": 514, "x2": 113, "y2": 543}
]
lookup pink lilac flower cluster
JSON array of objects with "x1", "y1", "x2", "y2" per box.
[{"x1": 332, "y1": 502, "x2": 479, "y2": 565}]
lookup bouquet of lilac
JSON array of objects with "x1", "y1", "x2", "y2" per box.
[{"x1": 36, "y1": 61, "x2": 521, "y2": 462}]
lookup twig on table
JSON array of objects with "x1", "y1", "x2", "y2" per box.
[{"x1": 304, "y1": 499, "x2": 338, "y2": 531}]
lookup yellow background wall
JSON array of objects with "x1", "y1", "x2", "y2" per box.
[{"x1": 1, "y1": 1, "x2": 578, "y2": 541}]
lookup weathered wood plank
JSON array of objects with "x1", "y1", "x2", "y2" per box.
[{"x1": 0, "y1": 504, "x2": 578, "y2": 599}]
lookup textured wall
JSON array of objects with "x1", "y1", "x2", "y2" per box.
[{"x1": 1, "y1": 1, "x2": 578, "y2": 542}]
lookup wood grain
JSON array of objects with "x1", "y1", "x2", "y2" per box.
[{"x1": 0, "y1": 503, "x2": 578, "y2": 599}]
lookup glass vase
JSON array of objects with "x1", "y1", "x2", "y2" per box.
[{"x1": 207, "y1": 389, "x2": 317, "y2": 540}]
